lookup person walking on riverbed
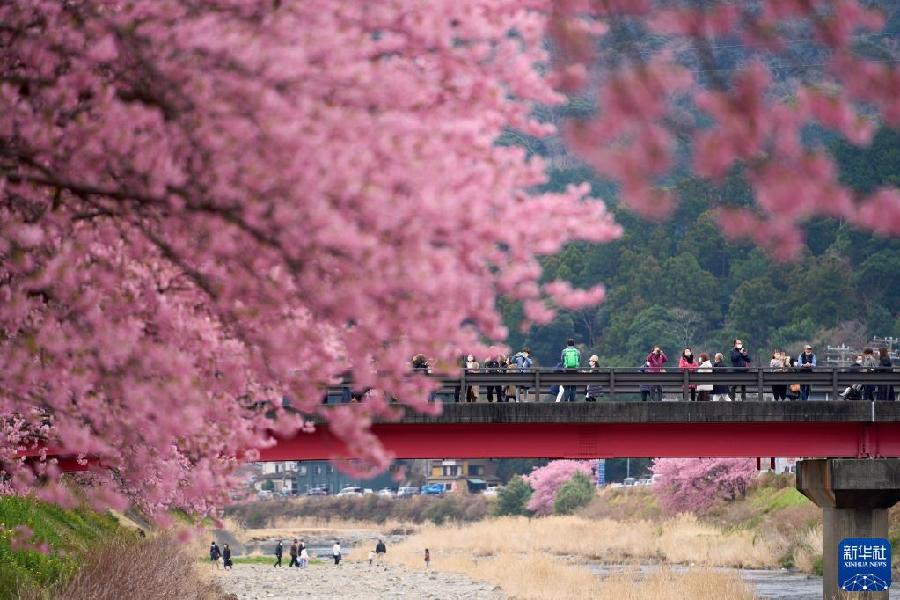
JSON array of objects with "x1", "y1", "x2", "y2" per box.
[
  {"x1": 332, "y1": 541, "x2": 342, "y2": 565},
  {"x1": 209, "y1": 541, "x2": 221, "y2": 568},
  {"x1": 424, "y1": 548, "x2": 431, "y2": 570},
  {"x1": 375, "y1": 539, "x2": 386, "y2": 565},
  {"x1": 222, "y1": 544, "x2": 233, "y2": 569},
  {"x1": 273, "y1": 540, "x2": 283, "y2": 567},
  {"x1": 289, "y1": 539, "x2": 299, "y2": 567},
  {"x1": 298, "y1": 545, "x2": 309, "y2": 568}
]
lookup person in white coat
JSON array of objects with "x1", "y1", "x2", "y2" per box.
[{"x1": 697, "y1": 353, "x2": 713, "y2": 402}]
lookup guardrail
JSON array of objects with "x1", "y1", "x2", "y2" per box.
[{"x1": 322, "y1": 367, "x2": 900, "y2": 403}]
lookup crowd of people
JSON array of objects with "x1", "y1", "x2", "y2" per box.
[
  {"x1": 413, "y1": 338, "x2": 896, "y2": 403},
  {"x1": 209, "y1": 537, "x2": 434, "y2": 571}
]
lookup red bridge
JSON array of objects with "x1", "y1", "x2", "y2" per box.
[{"x1": 262, "y1": 401, "x2": 900, "y2": 461}]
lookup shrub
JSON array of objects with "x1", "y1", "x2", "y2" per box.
[
  {"x1": 48, "y1": 535, "x2": 220, "y2": 600},
  {"x1": 525, "y1": 460, "x2": 594, "y2": 516},
  {"x1": 225, "y1": 494, "x2": 491, "y2": 526},
  {"x1": 553, "y1": 473, "x2": 594, "y2": 515},
  {"x1": 651, "y1": 458, "x2": 757, "y2": 514},
  {"x1": 493, "y1": 477, "x2": 533, "y2": 516}
]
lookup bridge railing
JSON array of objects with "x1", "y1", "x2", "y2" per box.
[{"x1": 322, "y1": 367, "x2": 899, "y2": 403}]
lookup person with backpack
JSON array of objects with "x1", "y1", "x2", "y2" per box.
[
  {"x1": 862, "y1": 348, "x2": 879, "y2": 400},
  {"x1": 209, "y1": 541, "x2": 221, "y2": 567},
  {"x1": 559, "y1": 339, "x2": 581, "y2": 402},
  {"x1": 513, "y1": 348, "x2": 534, "y2": 402},
  {"x1": 273, "y1": 540, "x2": 283, "y2": 567},
  {"x1": 645, "y1": 346, "x2": 668, "y2": 402},
  {"x1": 841, "y1": 355, "x2": 864, "y2": 400},
  {"x1": 484, "y1": 354, "x2": 503, "y2": 403}
]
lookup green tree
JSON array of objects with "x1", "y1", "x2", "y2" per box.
[
  {"x1": 727, "y1": 276, "x2": 784, "y2": 350},
  {"x1": 553, "y1": 472, "x2": 594, "y2": 515},
  {"x1": 787, "y1": 256, "x2": 857, "y2": 329},
  {"x1": 493, "y1": 477, "x2": 534, "y2": 517}
]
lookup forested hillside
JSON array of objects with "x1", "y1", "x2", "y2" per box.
[{"x1": 501, "y1": 127, "x2": 899, "y2": 367}]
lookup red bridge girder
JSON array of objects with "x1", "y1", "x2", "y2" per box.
[{"x1": 259, "y1": 421, "x2": 900, "y2": 461}]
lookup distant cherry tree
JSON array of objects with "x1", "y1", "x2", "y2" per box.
[
  {"x1": 525, "y1": 460, "x2": 594, "y2": 516},
  {"x1": 651, "y1": 458, "x2": 757, "y2": 514},
  {"x1": 0, "y1": 0, "x2": 897, "y2": 515}
]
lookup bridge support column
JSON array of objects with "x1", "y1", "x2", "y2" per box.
[{"x1": 796, "y1": 459, "x2": 900, "y2": 600}]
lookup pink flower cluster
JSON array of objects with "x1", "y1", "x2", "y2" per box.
[
  {"x1": 0, "y1": 1, "x2": 619, "y2": 515},
  {"x1": 524, "y1": 459, "x2": 594, "y2": 516},
  {"x1": 650, "y1": 458, "x2": 757, "y2": 514},
  {"x1": 550, "y1": 0, "x2": 900, "y2": 257}
]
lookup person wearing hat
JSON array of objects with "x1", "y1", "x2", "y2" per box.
[{"x1": 797, "y1": 345, "x2": 816, "y2": 401}]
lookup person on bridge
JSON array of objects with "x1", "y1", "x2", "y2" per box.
[
  {"x1": 484, "y1": 354, "x2": 504, "y2": 403},
  {"x1": 729, "y1": 340, "x2": 752, "y2": 401},
  {"x1": 559, "y1": 339, "x2": 581, "y2": 402},
  {"x1": 797, "y1": 345, "x2": 816, "y2": 400},
  {"x1": 504, "y1": 357, "x2": 518, "y2": 402},
  {"x1": 514, "y1": 347, "x2": 533, "y2": 402},
  {"x1": 770, "y1": 351, "x2": 788, "y2": 401},
  {"x1": 585, "y1": 355, "x2": 602, "y2": 401},
  {"x1": 678, "y1": 348, "x2": 698, "y2": 401},
  {"x1": 465, "y1": 355, "x2": 480, "y2": 402},
  {"x1": 697, "y1": 353, "x2": 713, "y2": 401},
  {"x1": 639, "y1": 360, "x2": 651, "y2": 401},
  {"x1": 862, "y1": 348, "x2": 879, "y2": 400},
  {"x1": 273, "y1": 540, "x2": 283, "y2": 567},
  {"x1": 222, "y1": 544, "x2": 233, "y2": 569},
  {"x1": 289, "y1": 539, "x2": 299, "y2": 567},
  {"x1": 645, "y1": 346, "x2": 667, "y2": 402},
  {"x1": 712, "y1": 353, "x2": 729, "y2": 401},
  {"x1": 209, "y1": 541, "x2": 221, "y2": 567},
  {"x1": 878, "y1": 347, "x2": 895, "y2": 401}
]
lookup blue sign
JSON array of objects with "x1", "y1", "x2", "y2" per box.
[
  {"x1": 596, "y1": 459, "x2": 605, "y2": 486},
  {"x1": 838, "y1": 538, "x2": 891, "y2": 592}
]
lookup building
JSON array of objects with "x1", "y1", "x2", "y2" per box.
[
  {"x1": 426, "y1": 459, "x2": 500, "y2": 493},
  {"x1": 293, "y1": 460, "x2": 414, "y2": 495}
]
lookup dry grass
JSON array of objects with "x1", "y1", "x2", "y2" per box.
[
  {"x1": 387, "y1": 514, "x2": 780, "y2": 569},
  {"x1": 386, "y1": 544, "x2": 753, "y2": 599},
  {"x1": 28, "y1": 535, "x2": 223, "y2": 600},
  {"x1": 381, "y1": 516, "x2": 762, "y2": 599}
]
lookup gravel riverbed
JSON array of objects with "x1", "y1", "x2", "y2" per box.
[{"x1": 213, "y1": 561, "x2": 503, "y2": 600}]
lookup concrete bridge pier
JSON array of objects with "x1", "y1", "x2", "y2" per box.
[{"x1": 796, "y1": 459, "x2": 900, "y2": 600}]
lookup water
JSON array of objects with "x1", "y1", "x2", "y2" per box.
[{"x1": 590, "y1": 563, "x2": 900, "y2": 599}]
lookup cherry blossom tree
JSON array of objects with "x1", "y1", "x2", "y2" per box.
[
  {"x1": 0, "y1": 0, "x2": 897, "y2": 516},
  {"x1": 651, "y1": 458, "x2": 757, "y2": 514},
  {"x1": 525, "y1": 459, "x2": 594, "y2": 516},
  {"x1": 0, "y1": 1, "x2": 621, "y2": 515}
]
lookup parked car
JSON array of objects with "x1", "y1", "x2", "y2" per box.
[
  {"x1": 482, "y1": 486, "x2": 499, "y2": 496},
  {"x1": 377, "y1": 488, "x2": 396, "y2": 497},
  {"x1": 623, "y1": 477, "x2": 636, "y2": 486},
  {"x1": 420, "y1": 483, "x2": 445, "y2": 495},
  {"x1": 397, "y1": 486, "x2": 420, "y2": 497},
  {"x1": 363, "y1": 488, "x2": 374, "y2": 495},
  {"x1": 337, "y1": 486, "x2": 364, "y2": 496},
  {"x1": 306, "y1": 487, "x2": 327, "y2": 496}
]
